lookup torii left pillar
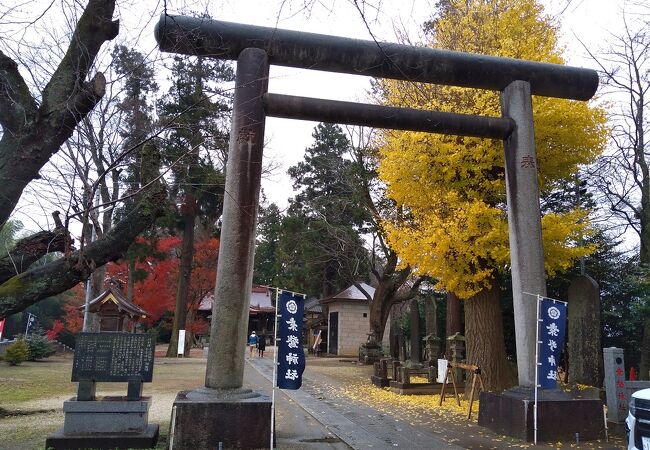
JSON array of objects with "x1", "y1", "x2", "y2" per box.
[{"x1": 169, "y1": 48, "x2": 272, "y2": 450}]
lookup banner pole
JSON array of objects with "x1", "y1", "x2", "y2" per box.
[
  {"x1": 24, "y1": 313, "x2": 32, "y2": 336},
  {"x1": 534, "y1": 294, "x2": 541, "y2": 445},
  {"x1": 270, "y1": 288, "x2": 281, "y2": 450}
]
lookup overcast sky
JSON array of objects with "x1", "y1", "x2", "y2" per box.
[
  {"x1": 7, "y1": 0, "x2": 642, "y2": 232},
  {"x1": 192, "y1": 0, "x2": 636, "y2": 209}
]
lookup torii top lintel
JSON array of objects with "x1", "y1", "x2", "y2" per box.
[{"x1": 154, "y1": 14, "x2": 598, "y2": 101}]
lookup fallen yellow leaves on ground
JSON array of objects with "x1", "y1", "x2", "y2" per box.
[
  {"x1": 330, "y1": 380, "x2": 480, "y2": 423},
  {"x1": 306, "y1": 360, "x2": 624, "y2": 449},
  {"x1": 409, "y1": 376, "x2": 430, "y2": 384}
]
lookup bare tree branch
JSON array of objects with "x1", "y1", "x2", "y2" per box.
[{"x1": 0, "y1": 0, "x2": 119, "y2": 228}]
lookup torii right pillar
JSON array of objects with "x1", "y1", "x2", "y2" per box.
[
  {"x1": 501, "y1": 80, "x2": 546, "y2": 388},
  {"x1": 477, "y1": 80, "x2": 605, "y2": 442}
]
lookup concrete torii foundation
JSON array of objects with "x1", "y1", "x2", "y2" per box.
[{"x1": 155, "y1": 15, "x2": 604, "y2": 447}]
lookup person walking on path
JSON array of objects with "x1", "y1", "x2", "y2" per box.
[
  {"x1": 248, "y1": 331, "x2": 258, "y2": 358},
  {"x1": 257, "y1": 334, "x2": 266, "y2": 358}
]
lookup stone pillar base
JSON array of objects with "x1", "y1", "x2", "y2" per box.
[
  {"x1": 478, "y1": 387, "x2": 605, "y2": 442},
  {"x1": 169, "y1": 387, "x2": 272, "y2": 450}
]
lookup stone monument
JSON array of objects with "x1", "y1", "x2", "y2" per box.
[
  {"x1": 447, "y1": 332, "x2": 466, "y2": 383},
  {"x1": 422, "y1": 333, "x2": 442, "y2": 367},
  {"x1": 603, "y1": 347, "x2": 627, "y2": 423},
  {"x1": 409, "y1": 299, "x2": 421, "y2": 363},
  {"x1": 568, "y1": 274, "x2": 602, "y2": 386},
  {"x1": 45, "y1": 332, "x2": 159, "y2": 450}
]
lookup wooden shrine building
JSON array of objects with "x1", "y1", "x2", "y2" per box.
[{"x1": 80, "y1": 280, "x2": 149, "y2": 332}]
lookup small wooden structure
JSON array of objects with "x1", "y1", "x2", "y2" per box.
[
  {"x1": 440, "y1": 361, "x2": 485, "y2": 419},
  {"x1": 80, "y1": 280, "x2": 149, "y2": 332}
]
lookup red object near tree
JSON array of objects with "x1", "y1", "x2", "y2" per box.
[
  {"x1": 45, "y1": 320, "x2": 65, "y2": 340},
  {"x1": 630, "y1": 367, "x2": 637, "y2": 381}
]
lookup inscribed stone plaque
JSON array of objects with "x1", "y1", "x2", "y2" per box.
[{"x1": 72, "y1": 333, "x2": 155, "y2": 382}]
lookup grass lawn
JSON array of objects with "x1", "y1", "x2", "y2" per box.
[{"x1": 1, "y1": 355, "x2": 76, "y2": 404}]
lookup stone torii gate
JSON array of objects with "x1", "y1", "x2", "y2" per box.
[{"x1": 155, "y1": 15, "x2": 598, "y2": 448}]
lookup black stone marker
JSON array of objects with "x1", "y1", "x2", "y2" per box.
[{"x1": 72, "y1": 332, "x2": 155, "y2": 401}]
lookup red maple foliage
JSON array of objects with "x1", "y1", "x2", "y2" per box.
[
  {"x1": 62, "y1": 284, "x2": 86, "y2": 333},
  {"x1": 61, "y1": 236, "x2": 219, "y2": 334},
  {"x1": 45, "y1": 320, "x2": 65, "y2": 340}
]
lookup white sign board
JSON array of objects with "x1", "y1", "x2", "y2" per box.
[
  {"x1": 437, "y1": 359, "x2": 448, "y2": 383},
  {"x1": 178, "y1": 329, "x2": 186, "y2": 356}
]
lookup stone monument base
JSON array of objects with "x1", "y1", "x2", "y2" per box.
[
  {"x1": 46, "y1": 397, "x2": 159, "y2": 449},
  {"x1": 169, "y1": 387, "x2": 272, "y2": 450},
  {"x1": 45, "y1": 424, "x2": 159, "y2": 450},
  {"x1": 65, "y1": 396, "x2": 151, "y2": 433},
  {"x1": 389, "y1": 381, "x2": 443, "y2": 395},
  {"x1": 370, "y1": 375, "x2": 390, "y2": 387},
  {"x1": 478, "y1": 387, "x2": 605, "y2": 442},
  {"x1": 358, "y1": 343, "x2": 383, "y2": 365}
]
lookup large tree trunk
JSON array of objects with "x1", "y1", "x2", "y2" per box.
[
  {"x1": 167, "y1": 195, "x2": 197, "y2": 357},
  {"x1": 365, "y1": 255, "x2": 418, "y2": 343},
  {"x1": 445, "y1": 291, "x2": 462, "y2": 356},
  {"x1": 367, "y1": 280, "x2": 403, "y2": 343},
  {"x1": 464, "y1": 282, "x2": 513, "y2": 392},
  {"x1": 368, "y1": 283, "x2": 390, "y2": 342},
  {"x1": 630, "y1": 85, "x2": 650, "y2": 379},
  {"x1": 638, "y1": 214, "x2": 650, "y2": 378},
  {"x1": 0, "y1": 0, "x2": 119, "y2": 227}
]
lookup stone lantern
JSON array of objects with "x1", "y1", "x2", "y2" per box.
[
  {"x1": 447, "y1": 332, "x2": 466, "y2": 382},
  {"x1": 358, "y1": 331, "x2": 383, "y2": 365},
  {"x1": 422, "y1": 333, "x2": 442, "y2": 366}
]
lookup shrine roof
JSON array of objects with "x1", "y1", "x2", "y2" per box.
[
  {"x1": 319, "y1": 283, "x2": 375, "y2": 304},
  {"x1": 79, "y1": 282, "x2": 149, "y2": 318}
]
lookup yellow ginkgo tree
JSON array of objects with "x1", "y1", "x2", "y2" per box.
[{"x1": 377, "y1": 0, "x2": 607, "y2": 391}]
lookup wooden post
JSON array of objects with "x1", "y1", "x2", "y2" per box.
[
  {"x1": 440, "y1": 361, "x2": 483, "y2": 419},
  {"x1": 439, "y1": 366, "x2": 449, "y2": 406}
]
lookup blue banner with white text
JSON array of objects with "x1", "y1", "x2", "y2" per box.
[
  {"x1": 537, "y1": 297, "x2": 567, "y2": 389},
  {"x1": 276, "y1": 291, "x2": 305, "y2": 390}
]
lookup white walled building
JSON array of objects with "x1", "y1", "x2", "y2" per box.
[{"x1": 320, "y1": 283, "x2": 390, "y2": 356}]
